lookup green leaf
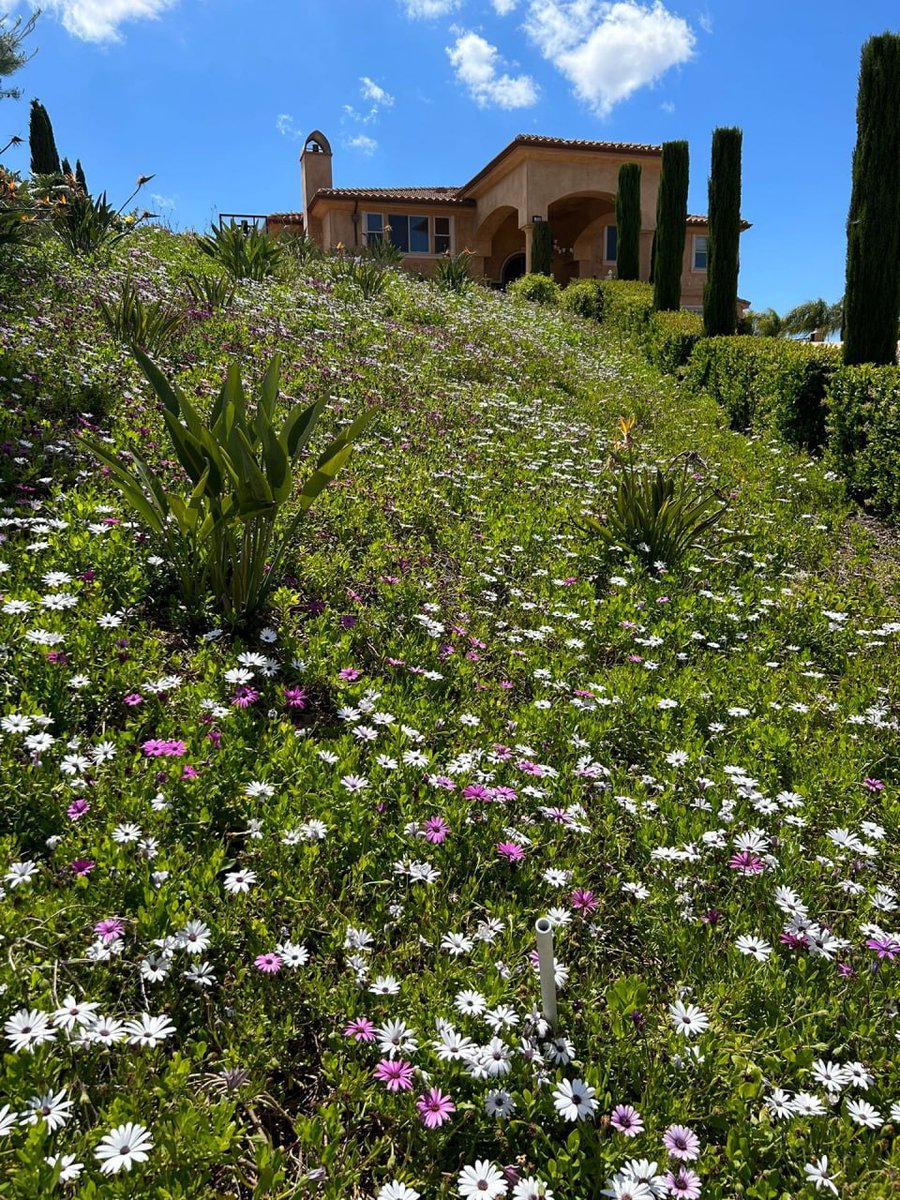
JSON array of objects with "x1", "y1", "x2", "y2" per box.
[{"x1": 281, "y1": 397, "x2": 324, "y2": 458}]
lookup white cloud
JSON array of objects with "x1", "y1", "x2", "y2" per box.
[
  {"x1": 40, "y1": 0, "x2": 180, "y2": 41},
  {"x1": 401, "y1": 0, "x2": 459, "y2": 16},
  {"x1": 360, "y1": 77, "x2": 395, "y2": 107},
  {"x1": 447, "y1": 31, "x2": 539, "y2": 109},
  {"x1": 660, "y1": 99, "x2": 675, "y2": 112},
  {"x1": 347, "y1": 134, "x2": 378, "y2": 155},
  {"x1": 698, "y1": 10, "x2": 712, "y2": 33},
  {"x1": 524, "y1": 0, "x2": 695, "y2": 116},
  {"x1": 491, "y1": 0, "x2": 519, "y2": 12},
  {"x1": 151, "y1": 192, "x2": 176, "y2": 210},
  {"x1": 276, "y1": 113, "x2": 303, "y2": 139}
]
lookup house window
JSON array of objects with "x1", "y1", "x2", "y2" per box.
[
  {"x1": 387, "y1": 214, "x2": 410, "y2": 252},
  {"x1": 434, "y1": 216, "x2": 451, "y2": 254},
  {"x1": 367, "y1": 213, "x2": 453, "y2": 255},
  {"x1": 605, "y1": 224, "x2": 617, "y2": 263},
  {"x1": 693, "y1": 234, "x2": 708, "y2": 270}
]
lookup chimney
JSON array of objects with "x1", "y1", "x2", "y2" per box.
[{"x1": 301, "y1": 130, "x2": 333, "y2": 233}]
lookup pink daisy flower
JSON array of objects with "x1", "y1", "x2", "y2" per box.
[
  {"x1": 664, "y1": 1124, "x2": 700, "y2": 1161},
  {"x1": 496, "y1": 841, "x2": 526, "y2": 864},
  {"x1": 610, "y1": 1104, "x2": 644, "y2": 1137},
  {"x1": 373, "y1": 1058, "x2": 414, "y2": 1091},
  {"x1": 343, "y1": 1017, "x2": 376, "y2": 1042},
  {"x1": 665, "y1": 1168, "x2": 702, "y2": 1198},
  {"x1": 255, "y1": 953, "x2": 282, "y2": 973},
  {"x1": 416, "y1": 1087, "x2": 455, "y2": 1128}
]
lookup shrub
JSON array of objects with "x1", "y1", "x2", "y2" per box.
[
  {"x1": 644, "y1": 310, "x2": 703, "y2": 374},
  {"x1": 508, "y1": 273, "x2": 561, "y2": 306},
  {"x1": 196, "y1": 222, "x2": 283, "y2": 281},
  {"x1": 686, "y1": 337, "x2": 840, "y2": 449},
  {"x1": 560, "y1": 279, "x2": 604, "y2": 321},
  {"x1": 598, "y1": 280, "x2": 654, "y2": 336},
  {"x1": 826, "y1": 364, "x2": 900, "y2": 515},
  {"x1": 434, "y1": 250, "x2": 473, "y2": 294},
  {"x1": 99, "y1": 277, "x2": 187, "y2": 354},
  {"x1": 53, "y1": 191, "x2": 129, "y2": 255},
  {"x1": 81, "y1": 351, "x2": 372, "y2": 625}
]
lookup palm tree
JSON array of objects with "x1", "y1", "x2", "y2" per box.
[
  {"x1": 782, "y1": 297, "x2": 843, "y2": 341},
  {"x1": 747, "y1": 308, "x2": 785, "y2": 337}
]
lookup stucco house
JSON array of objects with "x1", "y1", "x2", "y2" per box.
[{"x1": 269, "y1": 130, "x2": 750, "y2": 309}]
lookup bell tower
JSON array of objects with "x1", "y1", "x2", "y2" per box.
[{"x1": 301, "y1": 131, "x2": 333, "y2": 237}]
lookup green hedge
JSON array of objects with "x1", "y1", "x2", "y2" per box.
[
  {"x1": 827, "y1": 365, "x2": 900, "y2": 516},
  {"x1": 685, "y1": 337, "x2": 840, "y2": 450},
  {"x1": 643, "y1": 310, "x2": 703, "y2": 374},
  {"x1": 597, "y1": 280, "x2": 654, "y2": 337},
  {"x1": 507, "y1": 273, "x2": 561, "y2": 306},
  {"x1": 560, "y1": 279, "x2": 604, "y2": 320}
]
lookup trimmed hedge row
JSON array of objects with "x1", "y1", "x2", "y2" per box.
[
  {"x1": 827, "y1": 365, "x2": 900, "y2": 517},
  {"x1": 643, "y1": 310, "x2": 703, "y2": 374},
  {"x1": 510, "y1": 277, "x2": 900, "y2": 518},
  {"x1": 684, "y1": 338, "x2": 841, "y2": 451}
]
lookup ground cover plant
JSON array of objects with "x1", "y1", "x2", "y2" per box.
[{"x1": 0, "y1": 228, "x2": 899, "y2": 1199}]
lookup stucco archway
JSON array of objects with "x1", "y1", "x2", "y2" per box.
[
  {"x1": 546, "y1": 192, "x2": 615, "y2": 282},
  {"x1": 478, "y1": 206, "x2": 526, "y2": 284}
]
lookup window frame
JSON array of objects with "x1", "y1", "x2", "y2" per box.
[
  {"x1": 692, "y1": 233, "x2": 708, "y2": 272},
  {"x1": 362, "y1": 211, "x2": 454, "y2": 257},
  {"x1": 604, "y1": 224, "x2": 617, "y2": 264}
]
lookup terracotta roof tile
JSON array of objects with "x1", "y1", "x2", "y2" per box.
[
  {"x1": 687, "y1": 213, "x2": 752, "y2": 230},
  {"x1": 310, "y1": 187, "x2": 473, "y2": 207}
]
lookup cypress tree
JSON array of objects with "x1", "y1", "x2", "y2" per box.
[
  {"x1": 703, "y1": 127, "x2": 742, "y2": 336},
  {"x1": 75, "y1": 158, "x2": 87, "y2": 193},
  {"x1": 29, "y1": 99, "x2": 60, "y2": 175},
  {"x1": 531, "y1": 220, "x2": 553, "y2": 275},
  {"x1": 843, "y1": 33, "x2": 900, "y2": 366},
  {"x1": 653, "y1": 140, "x2": 690, "y2": 311},
  {"x1": 61, "y1": 156, "x2": 71, "y2": 175},
  {"x1": 615, "y1": 162, "x2": 642, "y2": 280}
]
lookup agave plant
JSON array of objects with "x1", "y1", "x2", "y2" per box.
[
  {"x1": 81, "y1": 351, "x2": 371, "y2": 623},
  {"x1": 196, "y1": 222, "x2": 283, "y2": 282},
  {"x1": 328, "y1": 254, "x2": 389, "y2": 300},
  {"x1": 434, "y1": 250, "x2": 473, "y2": 294},
  {"x1": 579, "y1": 417, "x2": 740, "y2": 579},
  {"x1": 99, "y1": 277, "x2": 187, "y2": 354},
  {"x1": 183, "y1": 269, "x2": 235, "y2": 311}
]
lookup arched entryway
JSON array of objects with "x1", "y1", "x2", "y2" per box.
[
  {"x1": 475, "y1": 206, "x2": 525, "y2": 286},
  {"x1": 501, "y1": 252, "x2": 526, "y2": 287},
  {"x1": 546, "y1": 192, "x2": 615, "y2": 283}
]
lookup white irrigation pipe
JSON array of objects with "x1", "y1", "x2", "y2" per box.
[{"x1": 534, "y1": 916, "x2": 558, "y2": 1029}]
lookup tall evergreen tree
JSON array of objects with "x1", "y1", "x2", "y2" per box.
[
  {"x1": 29, "y1": 99, "x2": 60, "y2": 175},
  {"x1": 703, "y1": 127, "x2": 742, "y2": 336},
  {"x1": 843, "y1": 33, "x2": 900, "y2": 366},
  {"x1": 75, "y1": 159, "x2": 87, "y2": 193},
  {"x1": 61, "y1": 156, "x2": 71, "y2": 175},
  {"x1": 531, "y1": 220, "x2": 553, "y2": 276},
  {"x1": 653, "y1": 140, "x2": 689, "y2": 311},
  {"x1": 615, "y1": 163, "x2": 642, "y2": 280}
]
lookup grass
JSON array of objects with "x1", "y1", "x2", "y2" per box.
[{"x1": 0, "y1": 228, "x2": 898, "y2": 1199}]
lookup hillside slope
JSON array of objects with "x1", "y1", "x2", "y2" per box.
[{"x1": 0, "y1": 231, "x2": 898, "y2": 1198}]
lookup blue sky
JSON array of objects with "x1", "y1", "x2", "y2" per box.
[{"x1": 4, "y1": 0, "x2": 898, "y2": 313}]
